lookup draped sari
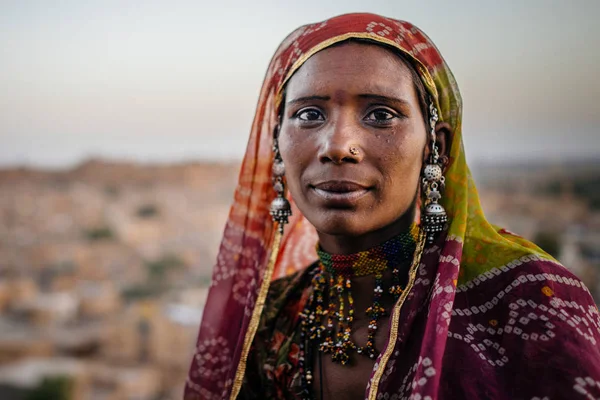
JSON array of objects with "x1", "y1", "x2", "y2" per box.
[{"x1": 185, "y1": 13, "x2": 600, "y2": 400}]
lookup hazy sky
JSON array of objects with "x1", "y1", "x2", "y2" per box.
[{"x1": 1, "y1": 0, "x2": 599, "y2": 168}]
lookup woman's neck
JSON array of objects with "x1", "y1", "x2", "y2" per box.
[
  {"x1": 316, "y1": 220, "x2": 418, "y2": 320},
  {"x1": 317, "y1": 208, "x2": 416, "y2": 255}
]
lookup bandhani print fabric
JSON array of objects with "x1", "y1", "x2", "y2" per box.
[{"x1": 185, "y1": 13, "x2": 600, "y2": 400}]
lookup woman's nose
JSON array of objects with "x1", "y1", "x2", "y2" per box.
[{"x1": 317, "y1": 119, "x2": 364, "y2": 164}]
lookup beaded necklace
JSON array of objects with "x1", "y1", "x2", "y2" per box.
[{"x1": 297, "y1": 225, "x2": 418, "y2": 395}]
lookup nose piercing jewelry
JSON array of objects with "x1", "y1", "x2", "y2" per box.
[{"x1": 349, "y1": 146, "x2": 360, "y2": 156}]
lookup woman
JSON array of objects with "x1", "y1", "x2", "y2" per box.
[{"x1": 185, "y1": 13, "x2": 600, "y2": 400}]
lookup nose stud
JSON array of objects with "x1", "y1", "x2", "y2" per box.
[{"x1": 349, "y1": 146, "x2": 360, "y2": 156}]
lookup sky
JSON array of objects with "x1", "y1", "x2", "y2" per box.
[{"x1": 1, "y1": 0, "x2": 599, "y2": 168}]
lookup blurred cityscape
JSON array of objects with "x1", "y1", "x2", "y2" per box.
[{"x1": 0, "y1": 158, "x2": 598, "y2": 400}]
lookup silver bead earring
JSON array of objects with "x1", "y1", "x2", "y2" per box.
[
  {"x1": 421, "y1": 101, "x2": 448, "y2": 244},
  {"x1": 270, "y1": 123, "x2": 292, "y2": 234}
]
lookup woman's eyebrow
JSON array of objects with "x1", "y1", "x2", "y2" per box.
[
  {"x1": 286, "y1": 95, "x2": 330, "y2": 106},
  {"x1": 358, "y1": 93, "x2": 410, "y2": 106}
]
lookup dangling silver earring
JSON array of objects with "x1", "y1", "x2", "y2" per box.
[
  {"x1": 270, "y1": 123, "x2": 292, "y2": 234},
  {"x1": 422, "y1": 100, "x2": 448, "y2": 244}
]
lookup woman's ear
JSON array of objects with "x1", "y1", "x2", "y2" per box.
[
  {"x1": 423, "y1": 121, "x2": 452, "y2": 172},
  {"x1": 435, "y1": 121, "x2": 451, "y2": 166}
]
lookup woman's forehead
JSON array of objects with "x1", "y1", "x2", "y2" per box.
[{"x1": 285, "y1": 42, "x2": 415, "y2": 101}]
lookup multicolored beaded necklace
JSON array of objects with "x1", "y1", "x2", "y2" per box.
[{"x1": 298, "y1": 225, "x2": 418, "y2": 393}]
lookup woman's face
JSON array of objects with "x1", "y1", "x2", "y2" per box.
[{"x1": 279, "y1": 42, "x2": 428, "y2": 239}]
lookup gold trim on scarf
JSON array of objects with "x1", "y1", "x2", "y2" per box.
[
  {"x1": 275, "y1": 32, "x2": 441, "y2": 116},
  {"x1": 230, "y1": 228, "x2": 282, "y2": 400},
  {"x1": 367, "y1": 229, "x2": 427, "y2": 400}
]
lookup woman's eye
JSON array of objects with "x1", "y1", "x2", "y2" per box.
[
  {"x1": 365, "y1": 109, "x2": 396, "y2": 123},
  {"x1": 296, "y1": 109, "x2": 324, "y2": 122}
]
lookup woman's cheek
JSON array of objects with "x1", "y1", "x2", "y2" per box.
[{"x1": 278, "y1": 133, "x2": 295, "y2": 164}]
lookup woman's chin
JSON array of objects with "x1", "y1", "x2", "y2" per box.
[{"x1": 304, "y1": 205, "x2": 415, "y2": 240}]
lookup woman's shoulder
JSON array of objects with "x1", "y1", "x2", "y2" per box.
[
  {"x1": 454, "y1": 254, "x2": 599, "y2": 330},
  {"x1": 456, "y1": 253, "x2": 593, "y2": 300},
  {"x1": 448, "y1": 254, "x2": 600, "y2": 398}
]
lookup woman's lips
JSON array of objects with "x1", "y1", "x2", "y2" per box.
[{"x1": 311, "y1": 181, "x2": 370, "y2": 205}]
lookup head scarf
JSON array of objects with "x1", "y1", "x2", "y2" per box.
[{"x1": 186, "y1": 13, "x2": 600, "y2": 400}]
